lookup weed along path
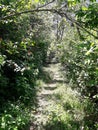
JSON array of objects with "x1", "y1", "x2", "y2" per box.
[{"x1": 29, "y1": 63, "x2": 84, "y2": 130}]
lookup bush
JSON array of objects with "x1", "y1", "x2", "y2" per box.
[
  {"x1": 59, "y1": 39, "x2": 98, "y2": 129},
  {"x1": 0, "y1": 102, "x2": 31, "y2": 130}
]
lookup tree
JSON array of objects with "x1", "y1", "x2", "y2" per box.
[
  {"x1": 0, "y1": 0, "x2": 52, "y2": 129},
  {"x1": 57, "y1": 0, "x2": 98, "y2": 129}
]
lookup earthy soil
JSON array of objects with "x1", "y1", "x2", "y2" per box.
[{"x1": 29, "y1": 63, "x2": 65, "y2": 130}]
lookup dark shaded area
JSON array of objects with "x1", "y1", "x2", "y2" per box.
[
  {"x1": 51, "y1": 79, "x2": 67, "y2": 84},
  {"x1": 44, "y1": 86, "x2": 57, "y2": 90},
  {"x1": 44, "y1": 120, "x2": 80, "y2": 130},
  {"x1": 38, "y1": 68, "x2": 53, "y2": 83}
]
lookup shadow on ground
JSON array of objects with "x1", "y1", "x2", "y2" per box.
[
  {"x1": 38, "y1": 68, "x2": 53, "y2": 84},
  {"x1": 44, "y1": 120, "x2": 81, "y2": 130},
  {"x1": 27, "y1": 63, "x2": 89, "y2": 130}
]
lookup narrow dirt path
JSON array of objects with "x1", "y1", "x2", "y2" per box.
[
  {"x1": 29, "y1": 63, "x2": 64, "y2": 130},
  {"x1": 29, "y1": 63, "x2": 84, "y2": 130}
]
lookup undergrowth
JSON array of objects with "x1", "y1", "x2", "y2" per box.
[{"x1": 43, "y1": 84, "x2": 85, "y2": 130}]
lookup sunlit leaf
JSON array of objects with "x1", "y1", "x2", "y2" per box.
[{"x1": 82, "y1": 6, "x2": 88, "y2": 11}]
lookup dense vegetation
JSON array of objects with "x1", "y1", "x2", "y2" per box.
[
  {"x1": 0, "y1": 0, "x2": 98, "y2": 129},
  {"x1": 0, "y1": 0, "x2": 51, "y2": 129},
  {"x1": 58, "y1": 1, "x2": 98, "y2": 129}
]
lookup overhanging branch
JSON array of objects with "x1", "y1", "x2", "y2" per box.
[
  {"x1": 38, "y1": 0, "x2": 55, "y2": 8},
  {"x1": 0, "y1": 9, "x2": 56, "y2": 21},
  {"x1": 55, "y1": 10, "x2": 98, "y2": 39},
  {"x1": 0, "y1": 7, "x2": 98, "y2": 39}
]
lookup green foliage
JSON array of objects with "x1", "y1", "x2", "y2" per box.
[
  {"x1": 0, "y1": 0, "x2": 50, "y2": 99},
  {"x1": 0, "y1": 102, "x2": 31, "y2": 130},
  {"x1": 43, "y1": 85, "x2": 84, "y2": 130},
  {"x1": 0, "y1": 54, "x2": 5, "y2": 66},
  {"x1": 59, "y1": 23, "x2": 98, "y2": 129},
  {"x1": 0, "y1": 0, "x2": 50, "y2": 129},
  {"x1": 55, "y1": 0, "x2": 98, "y2": 128},
  {"x1": 62, "y1": 38, "x2": 96, "y2": 93},
  {"x1": 76, "y1": 3, "x2": 98, "y2": 29}
]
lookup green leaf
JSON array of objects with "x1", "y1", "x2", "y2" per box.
[
  {"x1": 34, "y1": 0, "x2": 39, "y2": 3},
  {"x1": 82, "y1": 6, "x2": 88, "y2": 11}
]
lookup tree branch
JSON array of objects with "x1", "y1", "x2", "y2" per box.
[
  {"x1": 37, "y1": 0, "x2": 55, "y2": 8},
  {"x1": 0, "y1": 7, "x2": 98, "y2": 39},
  {"x1": 55, "y1": 10, "x2": 98, "y2": 39},
  {"x1": 0, "y1": 9, "x2": 56, "y2": 21}
]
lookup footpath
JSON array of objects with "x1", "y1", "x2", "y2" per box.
[{"x1": 29, "y1": 63, "x2": 84, "y2": 130}]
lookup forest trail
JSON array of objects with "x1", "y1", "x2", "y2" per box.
[{"x1": 29, "y1": 63, "x2": 84, "y2": 130}]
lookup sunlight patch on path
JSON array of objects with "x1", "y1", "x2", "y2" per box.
[{"x1": 29, "y1": 63, "x2": 84, "y2": 130}]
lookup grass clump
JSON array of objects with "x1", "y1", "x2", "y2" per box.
[
  {"x1": 0, "y1": 101, "x2": 33, "y2": 130},
  {"x1": 43, "y1": 84, "x2": 84, "y2": 130}
]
